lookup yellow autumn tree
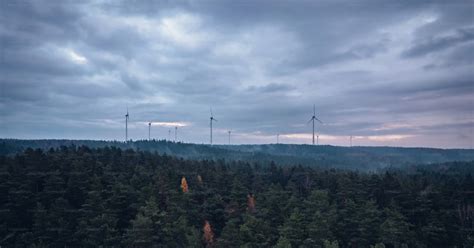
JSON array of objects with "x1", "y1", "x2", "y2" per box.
[
  {"x1": 203, "y1": 220, "x2": 214, "y2": 247},
  {"x1": 247, "y1": 194, "x2": 256, "y2": 213},
  {"x1": 181, "y1": 176, "x2": 188, "y2": 193}
]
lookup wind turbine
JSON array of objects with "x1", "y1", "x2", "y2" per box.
[
  {"x1": 228, "y1": 130, "x2": 231, "y2": 145},
  {"x1": 350, "y1": 135, "x2": 353, "y2": 147},
  {"x1": 277, "y1": 133, "x2": 280, "y2": 144},
  {"x1": 210, "y1": 108, "x2": 217, "y2": 145},
  {"x1": 125, "y1": 108, "x2": 129, "y2": 142},
  {"x1": 308, "y1": 104, "x2": 322, "y2": 145},
  {"x1": 168, "y1": 129, "x2": 171, "y2": 141},
  {"x1": 148, "y1": 122, "x2": 152, "y2": 141}
]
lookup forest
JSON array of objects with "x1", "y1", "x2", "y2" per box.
[
  {"x1": 2, "y1": 139, "x2": 474, "y2": 171},
  {"x1": 1, "y1": 146, "x2": 473, "y2": 247}
]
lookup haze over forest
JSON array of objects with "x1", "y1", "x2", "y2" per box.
[{"x1": 1, "y1": 0, "x2": 473, "y2": 148}]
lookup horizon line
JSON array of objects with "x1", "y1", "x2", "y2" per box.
[{"x1": 1, "y1": 138, "x2": 472, "y2": 150}]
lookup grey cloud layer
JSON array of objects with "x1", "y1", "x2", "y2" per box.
[
  {"x1": 0, "y1": 0, "x2": 473, "y2": 148},
  {"x1": 403, "y1": 27, "x2": 474, "y2": 57}
]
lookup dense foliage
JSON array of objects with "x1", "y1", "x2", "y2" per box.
[
  {"x1": 2, "y1": 139, "x2": 474, "y2": 171},
  {"x1": 1, "y1": 146, "x2": 473, "y2": 247}
]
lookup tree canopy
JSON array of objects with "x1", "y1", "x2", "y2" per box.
[{"x1": 0, "y1": 146, "x2": 473, "y2": 247}]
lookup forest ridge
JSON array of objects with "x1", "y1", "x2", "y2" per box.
[{"x1": 2, "y1": 139, "x2": 474, "y2": 171}]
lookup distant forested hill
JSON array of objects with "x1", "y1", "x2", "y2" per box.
[{"x1": 1, "y1": 139, "x2": 474, "y2": 171}]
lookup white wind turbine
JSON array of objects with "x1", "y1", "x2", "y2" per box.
[
  {"x1": 148, "y1": 122, "x2": 152, "y2": 141},
  {"x1": 210, "y1": 108, "x2": 217, "y2": 145},
  {"x1": 125, "y1": 107, "x2": 129, "y2": 142},
  {"x1": 307, "y1": 104, "x2": 323, "y2": 145}
]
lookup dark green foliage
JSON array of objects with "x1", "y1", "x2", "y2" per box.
[
  {"x1": 0, "y1": 146, "x2": 473, "y2": 247},
  {"x1": 279, "y1": 208, "x2": 307, "y2": 247},
  {"x1": 3, "y1": 139, "x2": 474, "y2": 171}
]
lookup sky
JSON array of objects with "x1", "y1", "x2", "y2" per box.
[{"x1": 0, "y1": 0, "x2": 473, "y2": 148}]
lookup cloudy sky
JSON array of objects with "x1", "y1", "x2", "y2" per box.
[{"x1": 1, "y1": 0, "x2": 473, "y2": 148}]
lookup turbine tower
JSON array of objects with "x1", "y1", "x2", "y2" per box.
[
  {"x1": 168, "y1": 129, "x2": 171, "y2": 141},
  {"x1": 125, "y1": 108, "x2": 129, "y2": 142},
  {"x1": 308, "y1": 104, "x2": 322, "y2": 145},
  {"x1": 148, "y1": 122, "x2": 151, "y2": 141},
  {"x1": 228, "y1": 130, "x2": 231, "y2": 145},
  {"x1": 277, "y1": 133, "x2": 280, "y2": 144},
  {"x1": 350, "y1": 135, "x2": 353, "y2": 147},
  {"x1": 210, "y1": 108, "x2": 217, "y2": 145}
]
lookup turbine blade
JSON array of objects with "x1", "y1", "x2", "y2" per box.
[
  {"x1": 307, "y1": 117, "x2": 313, "y2": 124},
  {"x1": 315, "y1": 117, "x2": 323, "y2": 123}
]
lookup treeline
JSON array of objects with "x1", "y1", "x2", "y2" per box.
[
  {"x1": 0, "y1": 146, "x2": 473, "y2": 247},
  {"x1": 3, "y1": 139, "x2": 474, "y2": 171}
]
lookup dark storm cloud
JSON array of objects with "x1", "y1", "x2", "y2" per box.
[{"x1": 1, "y1": 0, "x2": 473, "y2": 148}]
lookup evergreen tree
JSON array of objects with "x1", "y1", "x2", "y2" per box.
[
  {"x1": 32, "y1": 203, "x2": 50, "y2": 245},
  {"x1": 75, "y1": 176, "x2": 119, "y2": 247},
  {"x1": 380, "y1": 207, "x2": 413, "y2": 247},
  {"x1": 323, "y1": 240, "x2": 339, "y2": 248},
  {"x1": 239, "y1": 214, "x2": 273, "y2": 247},
  {"x1": 124, "y1": 212, "x2": 155, "y2": 247},
  {"x1": 124, "y1": 196, "x2": 164, "y2": 246},
  {"x1": 216, "y1": 218, "x2": 242, "y2": 248},
  {"x1": 274, "y1": 236, "x2": 292, "y2": 248},
  {"x1": 278, "y1": 208, "x2": 307, "y2": 247},
  {"x1": 304, "y1": 190, "x2": 334, "y2": 246}
]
